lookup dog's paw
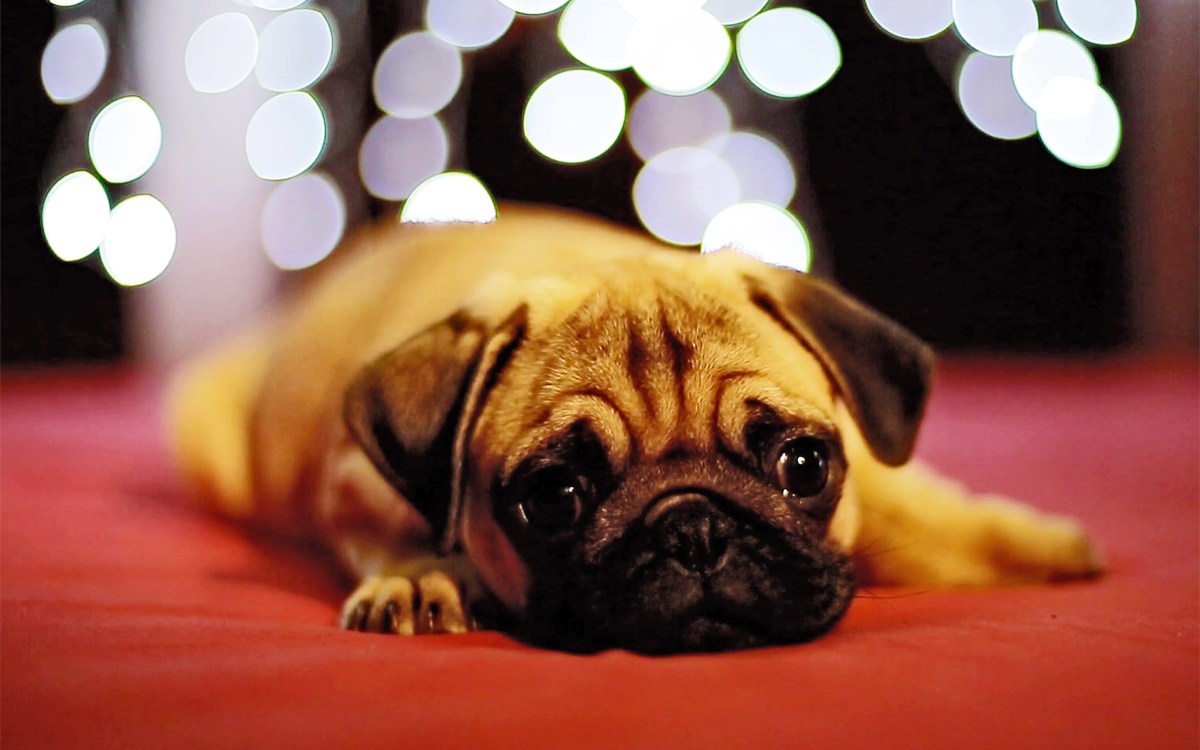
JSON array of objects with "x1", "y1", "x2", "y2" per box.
[
  {"x1": 340, "y1": 571, "x2": 474, "y2": 635},
  {"x1": 949, "y1": 497, "x2": 1105, "y2": 585},
  {"x1": 1014, "y1": 511, "x2": 1105, "y2": 582}
]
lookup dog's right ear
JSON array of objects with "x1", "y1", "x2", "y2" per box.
[{"x1": 343, "y1": 308, "x2": 527, "y2": 545}]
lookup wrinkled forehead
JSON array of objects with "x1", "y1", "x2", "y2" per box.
[{"x1": 471, "y1": 276, "x2": 837, "y2": 482}]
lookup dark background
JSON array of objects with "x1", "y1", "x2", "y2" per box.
[
  {"x1": 2, "y1": 1, "x2": 1127, "y2": 365},
  {"x1": 3, "y1": 1, "x2": 125, "y2": 363}
]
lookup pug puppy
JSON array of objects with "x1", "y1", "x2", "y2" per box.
[{"x1": 171, "y1": 205, "x2": 1101, "y2": 654}]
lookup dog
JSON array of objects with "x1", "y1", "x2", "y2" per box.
[{"x1": 170, "y1": 204, "x2": 1101, "y2": 653}]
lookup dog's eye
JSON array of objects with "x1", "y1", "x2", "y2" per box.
[
  {"x1": 774, "y1": 437, "x2": 830, "y2": 499},
  {"x1": 517, "y1": 466, "x2": 591, "y2": 534}
]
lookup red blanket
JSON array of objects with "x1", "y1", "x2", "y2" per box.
[{"x1": 2, "y1": 359, "x2": 1196, "y2": 749}]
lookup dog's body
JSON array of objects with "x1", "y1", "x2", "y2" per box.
[{"x1": 172, "y1": 205, "x2": 1100, "y2": 653}]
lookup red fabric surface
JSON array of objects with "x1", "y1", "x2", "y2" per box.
[{"x1": 2, "y1": 359, "x2": 1196, "y2": 749}]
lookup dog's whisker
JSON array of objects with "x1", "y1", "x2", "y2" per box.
[{"x1": 853, "y1": 587, "x2": 933, "y2": 601}]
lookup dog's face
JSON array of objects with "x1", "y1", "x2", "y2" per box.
[{"x1": 345, "y1": 250, "x2": 932, "y2": 653}]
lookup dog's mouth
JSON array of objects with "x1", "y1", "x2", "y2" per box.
[
  {"x1": 612, "y1": 548, "x2": 854, "y2": 654},
  {"x1": 511, "y1": 500, "x2": 857, "y2": 654}
]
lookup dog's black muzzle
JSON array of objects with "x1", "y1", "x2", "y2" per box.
[{"x1": 515, "y1": 490, "x2": 857, "y2": 654}]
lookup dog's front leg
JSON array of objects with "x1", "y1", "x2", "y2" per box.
[{"x1": 318, "y1": 443, "x2": 482, "y2": 635}]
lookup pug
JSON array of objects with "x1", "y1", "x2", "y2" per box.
[{"x1": 171, "y1": 204, "x2": 1101, "y2": 654}]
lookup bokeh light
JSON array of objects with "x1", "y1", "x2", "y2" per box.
[
  {"x1": 374, "y1": 32, "x2": 462, "y2": 119},
  {"x1": 255, "y1": 8, "x2": 335, "y2": 92},
  {"x1": 701, "y1": 201, "x2": 811, "y2": 273},
  {"x1": 498, "y1": 0, "x2": 568, "y2": 14},
  {"x1": 41, "y1": 171, "x2": 110, "y2": 262},
  {"x1": 957, "y1": 52, "x2": 1036, "y2": 140},
  {"x1": 558, "y1": 0, "x2": 638, "y2": 71},
  {"x1": 737, "y1": 8, "x2": 840, "y2": 98},
  {"x1": 524, "y1": 69, "x2": 626, "y2": 164},
  {"x1": 1011, "y1": 30, "x2": 1097, "y2": 114},
  {"x1": 41, "y1": 21, "x2": 108, "y2": 104},
  {"x1": 39, "y1": 0, "x2": 1134, "y2": 294},
  {"x1": 427, "y1": 0, "x2": 515, "y2": 49},
  {"x1": 245, "y1": 91, "x2": 327, "y2": 180},
  {"x1": 619, "y1": 0, "x2": 708, "y2": 16},
  {"x1": 1036, "y1": 79, "x2": 1121, "y2": 168},
  {"x1": 261, "y1": 172, "x2": 346, "y2": 270},
  {"x1": 633, "y1": 146, "x2": 739, "y2": 246},
  {"x1": 87, "y1": 96, "x2": 163, "y2": 184},
  {"x1": 704, "y1": 131, "x2": 795, "y2": 205},
  {"x1": 185, "y1": 12, "x2": 257, "y2": 94},
  {"x1": 703, "y1": 0, "x2": 770, "y2": 27},
  {"x1": 400, "y1": 172, "x2": 498, "y2": 224},
  {"x1": 628, "y1": 7, "x2": 731, "y2": 96},
  {"x1": 1057, "y1": 0, "x2": 1137, "y2": 45},
  {"x1": 359, "y1": 115, "x2": 449, "y2": 200},
  {"x1": 251, "y1": 0, "x2": 306, "y2": 10},
  {"x1": 952, "y1": 0, "x2": 1038, "y2": 57},
  {"x1": 1035, "y1": 74, "x2": 1102, "y2": 120},
  {"x1": 628, "y1": 89, "x2": 731, "y2": 162},
  {"x1": 865, "y1": 0, "x2": 953, "y2": 40},
  {"x1": 99, "y1": 194, "x2": 177, "y2": 286}
]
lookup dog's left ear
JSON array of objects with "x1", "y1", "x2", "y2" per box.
[
  {"x1": 343, "y1": 306, "x2": 528, "y2": 549},
  {"x1": 744, "y1": 267, "x2": 934, "y2": 466}
]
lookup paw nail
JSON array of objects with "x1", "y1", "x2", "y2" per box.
[{"x1": 351, "y1": 600, "x2": 371, "y2": 632}]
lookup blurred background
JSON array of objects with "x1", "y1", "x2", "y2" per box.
[{"x1": 2, "y1": 0, "x2": 1196, "y2": 366}]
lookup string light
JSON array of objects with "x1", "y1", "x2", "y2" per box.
[
  {"x1": 865, "y1": 0, "x2": 953, "y2": 41},
  {"x1": 957, "y1": 53, "x2": 1036, "y2": 140},
  {"x1": 1057, "y1": 0, "x2": 1137, "y2": 45},
  {"x1": 951, "y1": 0, "x2": 1038, "y2": 57},
  {"x1": 401, "y1": 172, "x2": 498, "y2": 224},
  {"x1": 558, "y1": 0, "x2": 637, "y2": 71},
  {"x1": 1011, "y1": 30, "x2": 1098, "y2": 114},
  {"x1": 255, "y1": 8, "x2": 336, "y2": 92},
  {"x1": 627, "y1": 89, "x2": 731, "y2": 163},
  {"x1": 703, "y1": 0, "x2": 770, "y2": 27},
  {"x1": 628, "y1": 6, "x2": 730, "y2": 96},
  {"x1": 41, "y1": 171, "x2": 110, "y2": 262},
  {"x1": 737, "y1": 8, "x2": 841, "y2": 98},
  {"x1": 87, "y1": 96, "x2": 163, "y2": 184},
  {"x1": 619, "y1": 0, "x2": 706, "y2": 16},
  {"x1": 426, "y1": 0, "x2": 514, "y2": 49},
  {"x1": 245, "y1": 91, "x2": 327, "y2": 180},
  {"x1": 634, "y1": 146, "x2": 740, "y2": 246},
  {"x1": 701, "y1": 202, "x2": 811, "y2": 273},
  {"x1": 523, "y1": 69, "x2": 626, "y2": 164},
  {"x1": 185, "y1": 12, "x2": 257, "y2": 94},
  {"x1": 704, "y1": 132, "x2": 795, "y2": 206},
  {"x1": 99, "y1": 194, "x2": 177, "y2": 286},
  {"x1": 261, "y1": 173, "x2": 346, "y2": 270},
  {"x1": 41, "y1": 20, "x2": 108, "y2": 104},
  {"x1": 374, "y1": 32, "x2": 462, "y2": 119},
  {"x1": 498, "y1": 0, "x2": 568, "y2": 14},
  {"x1": 359, "y1": 115, "x2": 450, "y2": 200},
  {"x1": 251, "y1": 0, "x2": 306, "y2": 10},
  {"x1": 1036, "y1": 80, "x2": 1121, "y2": 168}
]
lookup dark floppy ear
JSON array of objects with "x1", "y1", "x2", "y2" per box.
[
  {"x1": 745, "y1": 269, "x2": 935, "y2": 466},
  {"x1": 343, "y1": 307, "x2": 527, "y2": 543}
]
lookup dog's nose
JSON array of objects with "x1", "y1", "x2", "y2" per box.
[{"x1": 647, "y1": 494, "x2": 735, "y2": 575}]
